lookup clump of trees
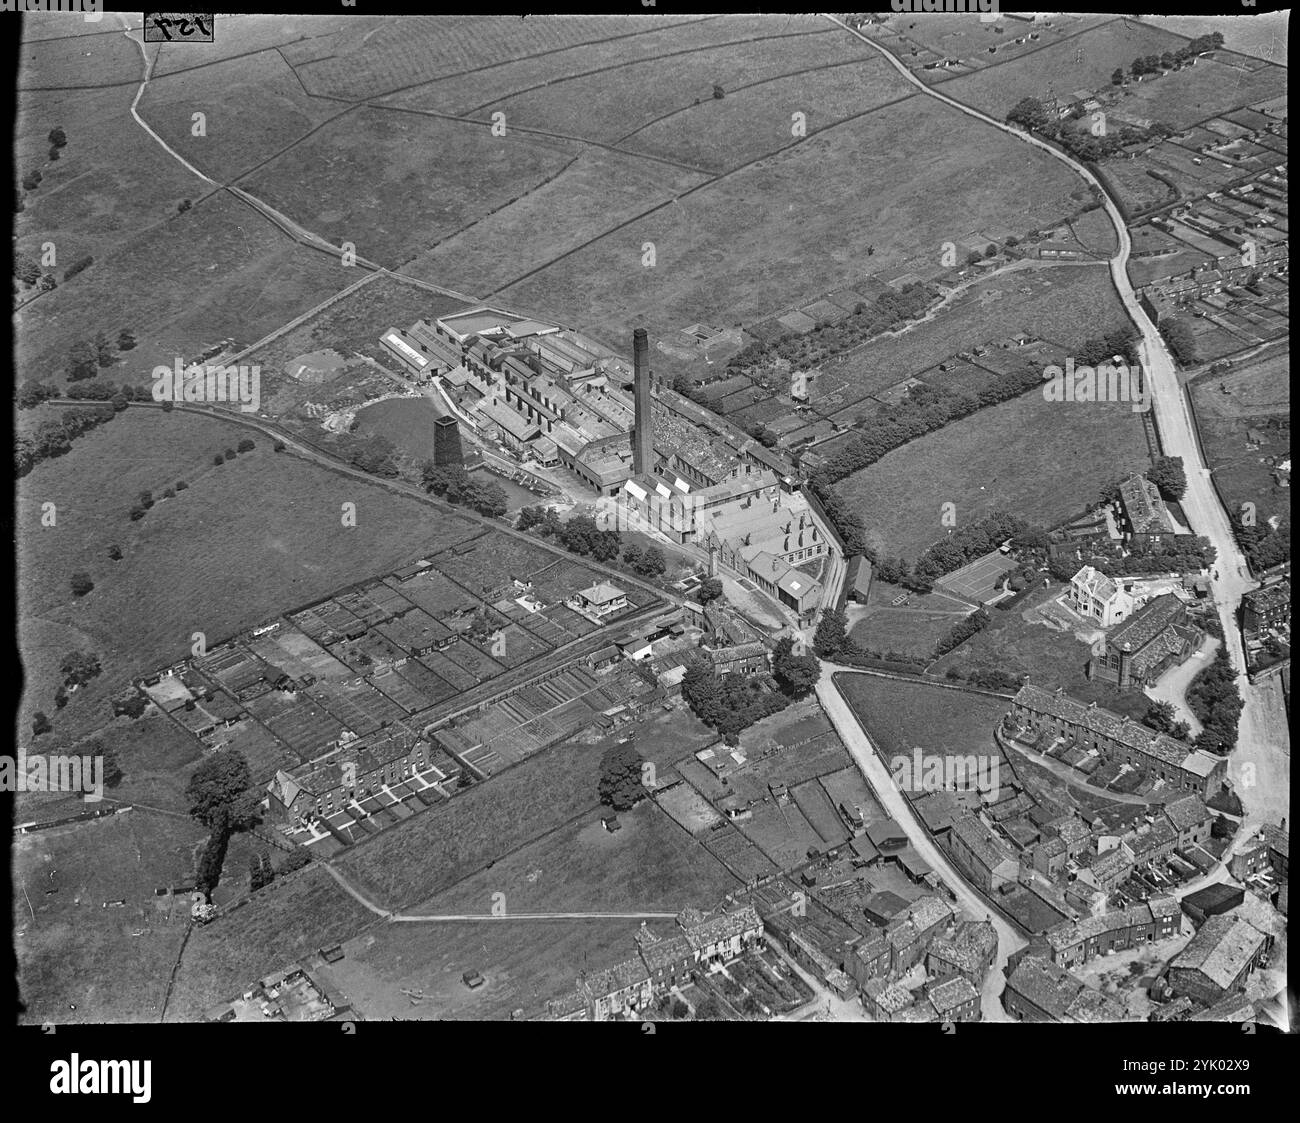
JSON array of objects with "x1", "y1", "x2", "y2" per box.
[
  {"x1": 1142, "y1": 699, "x2": 1191, "y2": 741},
  {"x1": 1148, "y1": 455, "x2": 1187, "y2": 501},
  {"x1": 1159, "y1": 317, "x2": 1198, "y2": 367},
  {"x1": 622, "y1": 543, "x2": 667, "y2": 578},
  {"x1": 1186, "y1": 646, "x2": 1244, "y2": 754},
  {"x1": 598, "y1": 742, "x2": 646, "y2": 811},
  {"x1": 185, "y1": 750, "x2": 260, "y2": 897},
  {"x1": 421, "y1": 462, "x2": 508, "y2": 517}
]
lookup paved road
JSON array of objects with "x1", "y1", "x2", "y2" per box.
[
  {"x1": 828, "y1": 15, "x2": 1283, "y2": 833},
  {"x1": 815, "y1": 666, "x2": 1025, "y2": 1022},
  {"x1": 1144, "y1": 634, "x2": 1219, "y2": 736}
]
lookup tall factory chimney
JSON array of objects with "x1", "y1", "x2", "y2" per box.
[{"x1": 632, "y1": 327, "x2": 652, "y2": 476}]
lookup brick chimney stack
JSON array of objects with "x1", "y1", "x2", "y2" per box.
[{"x1": 633, "y1": 328, "x2": 652, "y2": 476}]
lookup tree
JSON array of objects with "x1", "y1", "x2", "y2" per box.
[
  {"x1": 213, "y1": 454, "x2": 224, "y2": 465},
  {"x1": 272, "y1": 440, "x2": 286, "y2": 452},
  {"x1": 1148, "y1": 455, "x2": 1187, "y2": 501},
  {"x1": 237, "y1": 437, "x2": 255, "y2": 453},
  {"x1": 63, "y1": 255, "x2": 93, "y2": 282},
  {"x1": 634, "y1": 546, "x2": 666, "y2": 578},
  {"x1": 69, "y1": 572, "x2": 94, "y2": 597},
  {"x1": 116, "y1": 329, "x2": 136, "y2": 351},
  {"x1": 185, "y1": 750, "x2": 260, "y2": 832},
  {"x1": 224, "y1": 447, "x2": 237, "y2": 459},
  {"x1": 98, "y1": 744, "x2": 123, "y2": 788},
  {"x1": 48, "y1": 126, "x2": 67, "y2": 148},
  {"x1": 696, "y1": 577, "x2": 724, "y2": 605},
  {"x1": 22, "y1": 170, "x2": 42, "y2": 192},
  {"x1": 32, "y1": 711, "x2": 52, "y2": 736},
  {"x1": 1111, "y1": 67, "x2": 1125, "y2": 85},
  {"x1": 712, "y1": 84, "x2": 725, "y2": 99},
  {"x1": 60, "y1": 650, "x2": 102, "y2": 688},
  {"x1": 107, "y1": 544, "x2": 123, "y2": 561},
  {"x1": 598, "y1": 742, "x2": 645, "y2": 811},
  {"x1": 772, "y1": 637, "x2": 821, "y2": 697},
  {"x1": 14, "y1": 251, "x2": 40, "y2": 285},
  {"x1": 813, "y1": 608, "x2": 848, "y2": 659},
  {"x1": 90, "y1": 330, "x2": 115, "y2": 367},
  {"x1": 178, "y1": 199, "x2": 192, "y2": 213},
  {"x1": 66, "y1": 340, "x2": 99, "y2": 381}
]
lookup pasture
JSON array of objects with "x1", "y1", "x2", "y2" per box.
[
  {"x1": 16, "y1": 810, "x2": 205, "y2": 1025},
  {"x1": 165, "y1": 865, "x2": 380, "y2": 1020},
  {"x1": 382, "y1": 14, "x2": 834, "y2": 117},
  {"x1": 841, "y1": 383, "x2": 1152, "y2": 562},
  {"x1": 17, "y1": 409, "x2": 479, "y2": 741},
  {"x1": 496, "y1": 94, "x2": 1088, "y2": 357}
]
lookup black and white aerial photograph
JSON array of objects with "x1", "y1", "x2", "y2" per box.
[{"x1": 7, "y1": 0, "x2": 1293, "y2": 1099}]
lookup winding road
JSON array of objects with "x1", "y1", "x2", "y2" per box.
[{"x1": 827, "y1": 14, "x2": 1283, "y2": 832}]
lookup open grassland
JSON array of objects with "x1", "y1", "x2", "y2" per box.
[
  {"x1": 293, "y1": 14, "x2": 712, "y2": 101},
  {"x1": 805, "y1": 262, "x2": 1122, "y2": 423},
  {"x1": 165, "y1": 865, "x2": 379, "y2": 1020},
  {"x1": 139, "y1": 51, "x2": 351, "y2": 182},
  {"x1": 321, "y1": 916, "x2": 663, "y2": 1021},
  {"x1": 16, "y1": 811, "x2": 204, "y2": 1025},
  {"x1": 415, "y1": 799, "x2": 738, "y2": 915},
  {"x1": 488, "y1": 31, "x2": 876, "y2": 153},
  {"x1": 15, "y1": 86, "x2": 202, "y2": 285},
  {"x1": 619, "y1": 57, "x2": 914, "y2": 173},
  {"x1": 837, "y1": 672, "x2": 1009, "y2": 761},
  {"x1": 929, "y1": 585, "x2": 1155, "y2": 722},
  {"x1": 17, "y1": 409, "x2": 479, "y2": 741},
  {"x1": 381, "y1": 14, "x2": 832, "y2": 117},
  {"x1": 495, "y1": 95, "x2": 1087, "y2": 349},
  {"x1": 1110, "y1": 55, "x2": 1287, "y2": 130},
  {"x1": 842, "y1": 388, "x2": 1152, "y2": 562},
  {"x1": 401, "y1": 148, "x2": 708, "y2": 296},
  {"x1": 149, "y1": 13, "x2": 371, "y2": 77},
  {"x1": 242, "y1": 106, "x2": 582, "y2": 270},
  {"x1": 335, "y1": 739, "x2": 609, "y2": 909},
  {"x1": 17, "y1": 191, "x2": 350, "y2": 391},
  {"x1": 1189, "y1": 349, "x2": 1291, "y2": 529},
  {"x1": 939, "y1": 18, "x2": 1186, "y2": 119},
  {"x1": 19, "y1": 24, "x2": 142, "y2": 88}
]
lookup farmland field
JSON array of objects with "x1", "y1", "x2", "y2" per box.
[
  {"x1": 334, "y1": 739, "x2": 609, "y2": 909},
  {"x1": 413, "y1": 799, "x2": 738, "y2": 915},
  {"x1": 165, "y1": 865, "x2": 380, "y2": 1020},
  {"x1": 17, "y1": 409, "x2": 479, "y2": 742},
  {"x1": 16, "y1": 811, "x2": 205, "y2": 1025},
  {"x1": 496, "y1": 94, "x2": 1088, "y2": 359},
  {"x1": 381, "y1": 15, "x2": 843, "y2": 117},
  {"x1": 836, "y1": 672, "x2": 1010, "y2": 764},
  {"x1": 840, "y1": 384, "x2": 1153, "y2": 562},
  {"x1": 16, "y1": 192, "x2": 350, "y2": 391},
  {"x1": 242, "y1": 107, "x2": 583, "y2": 271}
]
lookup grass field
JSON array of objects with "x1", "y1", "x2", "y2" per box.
[
  {"x1": 17, "y1": 409, "x2": 480, "y2": 744},
  {"x1": 334, "y1": 739, "x2": 609, "y2": 909},
  {"x1": 1110, "y1": 54, "x2": 1287, "y2": 130},
  {"x1": 16, "y1": 810, "x2": 204, "y2": 1025},
  {"x1": 382, "y1": 15, "x2": 834, "y2": 117},
  {"x1": 292, "y1": 14, "x2": 711, "y2": 101},
  {"x1": 483, "y1": 30, "x2": 875, "y2": 150},
  {"x1": 16, "y1": 191, "x2": 350, "y2": 391},
  {"x1": 140, "y1": 51, "x2": 350, "y2": 182},
  {"x1": 242, "y1": 106, "x2": 583, "y2": 271},
  {"x1": 841, "y1": 383, "x2": 1153, "y2": 561},
  {"x1": 938, "y1": 18, "x2": 1187, "y2": 119},
  {"x1": 318, "y1": 915, "x2": 660, "y2": 1021},
  {"x1": 837, "y1": 672, "x2": 1010, "y2": 764},
  {"x1": 165, "y1": 865, "x2": 380, "y2": 1020},
  {"x1": 414, "y1": 798, "x2": 738, "y2": 915},
  {"x1": 848, "y1": 589, "x2": 973, "y2": 659},
  {"x1": 400, "y1": 147, "x2": 708, "y2": 296},
  {"x1": 1189, "y1": 348, "x2": 1291, "y2": 530},
  {"x1": 495, "y1": 94, "x2": 1087, "y2": 357}
]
